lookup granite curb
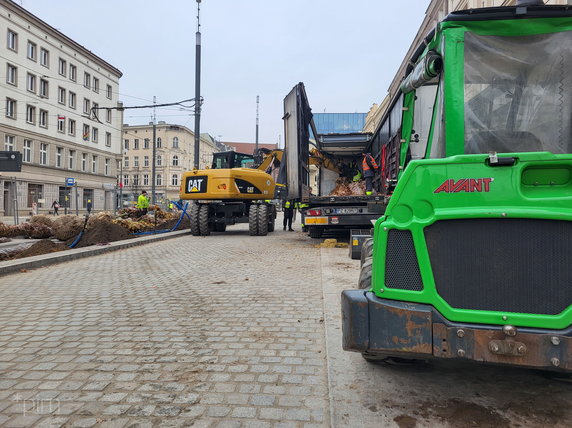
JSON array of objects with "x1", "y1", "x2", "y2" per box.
[{"x1": 0, "y1": 229, "x2": 190, "y2": 276}]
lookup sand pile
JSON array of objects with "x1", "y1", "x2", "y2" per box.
[{"x1": 15, "y1": 240, "x2": 66, "y2": 259}]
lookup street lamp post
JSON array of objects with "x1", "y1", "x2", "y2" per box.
[{"x1": 193, "y1": 0, "x2": 202, "y2": 169}]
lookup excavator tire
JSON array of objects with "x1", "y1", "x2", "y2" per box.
[
  {"x1": 361, "y1": 238, "x2": 374, "y2": 267},
  {"x1": 359, "y1": 257, "x2": 373, "y2": 290},
  {"x1": 257, "y1": 204, "x2": 269, "y2": 236},
  {"x1": 190, "y1": 203, "x2": 201, "y2": 236},
  {"x1": 198, "y1": 204, "x2": 210, "y2": 236},
  {"x1": 267, "y1": 205, "x2": 276, "y2": 232},
  {"x1": 249, "y1": 204, "x2": 259, "y2": 236}
]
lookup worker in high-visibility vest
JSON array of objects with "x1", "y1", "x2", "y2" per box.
[
  {"x1": 362, "y1": 152, "x2": 379, "y2": 196},
  {"x1": 136, "y1": 190, "x2": 150, "y2": 216},
  {"x1": 283, "y1": 200, "x2": 294, "y2": 231}
]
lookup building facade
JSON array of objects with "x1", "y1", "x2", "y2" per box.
[
  {"x1": 121, "y1": 123, "x2": 218, "y2": 204},
  {"x1": 0, "y1": 0, "x2": 123, "y2": 217},
  {"x1": 364, "y1": 0, "x2": 571, "y2": 132}
]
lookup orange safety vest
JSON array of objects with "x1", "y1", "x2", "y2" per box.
[{"x1": 362, "y1": 154, "x2": 378, "y2": 171}]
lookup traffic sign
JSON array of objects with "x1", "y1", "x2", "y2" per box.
[{"x1": 66, "y1": 177, "x2": 75, "y2": 186}]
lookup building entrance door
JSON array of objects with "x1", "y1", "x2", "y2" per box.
[{"x1": 3, "y1": 182, "x2": 12, "y2": 216}]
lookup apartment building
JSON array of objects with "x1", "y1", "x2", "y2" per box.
[
  {"x1": 121, "y1": 123, "x2": 218, "y2": 204},
  {"x1": 0, "y1": 0, "x2": 123, "y2": 216},
  {"x1": 364, "y1": 0, "x2": 571, "y2": 132}
]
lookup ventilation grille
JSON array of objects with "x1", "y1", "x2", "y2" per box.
[{"x1": 385, "y1": 229, "x2": 423, "y2": 291}]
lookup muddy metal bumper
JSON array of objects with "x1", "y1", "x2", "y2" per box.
[{"x1": 341, "y1": 290, "x2": 572, "y2": 372}]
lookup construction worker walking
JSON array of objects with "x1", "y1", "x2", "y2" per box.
[
  {"x1": 136, "y1": 190, "x2": 150, "y2": 216},
  {"x1": 362, "y1": 152, "x2": 379, "y2": 196}
]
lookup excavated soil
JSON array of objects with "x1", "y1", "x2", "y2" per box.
[
  {"x1": 72, "y1": 221, "x2": 132, "y2": 248},
  {"x1": 14, "y1": 240, "x2": 66, "y2": 259}
]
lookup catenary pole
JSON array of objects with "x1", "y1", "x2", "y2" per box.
[
  {"x1": 193, "y1": 0, "x2": 202, "y2": 169},
  {"x1": 152, "y1": 96, "x2": 157, "y2": 204},
  {"x1": 255, "y1": 95, "x2": 259, "y2": 154}
]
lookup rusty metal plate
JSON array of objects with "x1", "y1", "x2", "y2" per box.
[{"x1": 433, "y1": 323, "x2": 571, "y2": 371}]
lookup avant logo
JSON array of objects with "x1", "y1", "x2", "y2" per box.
[
  {"x1": 434, "y1": 178, "x2": 493, "y2": 193},
  {"x1": 187, "y1": 178, "x2": 204, "y2": 192}
]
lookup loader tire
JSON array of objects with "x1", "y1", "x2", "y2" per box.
[
  {"x1": 257, "y1": 204, "x2": 269, "y2": 236},
  {"x1": 249, "y1": 204, "x2": 259, "y2": 236},
  {"x1": 198, "y1": 204, "x2": 210, "y2": 236},
  {"x1": 190, "y1": 203, "x2": 201, "y2": 236},
  {"x1": 308, "y1": 227, "x2": 323, "y2": 239},
  {"x1": 361, "y1": 238, "x2": 374, "y2": 267},
  {"x1": 359, "y1": 257, "x2": 373, "y2": 290}
]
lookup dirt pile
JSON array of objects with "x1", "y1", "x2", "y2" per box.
[
  {"x1": 0, "y1": 222, "x2": 52, "y2": 239},
  {"x1": 52, "y1": 215, "x2": 84, "y2": 241},
  {"x1": 30, "y1": 215, "x2": 54, "y2": 228},
  {"x1": 72, "y1": 219, "x2": 132, "y2": 248},
  {"x1": 330, "y1": 177, "x2": 366, "y2": 196},
  {"x1": 15, "y1": 240, "x2": 66, "y2": 259}
]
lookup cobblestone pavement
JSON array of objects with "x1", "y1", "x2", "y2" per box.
[{"x1": 0, "y1": 221, "x2": 328, "y2": 427}]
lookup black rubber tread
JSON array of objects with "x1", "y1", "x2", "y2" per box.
[
  {"x1": 214, "y1": 223, "x2": 226, "y2": 232},
  {"x1": 267, "y1": 205, "x2": 276, "y2": 232},
  {"x1": 248, "y1": 204, "x2": 259, "y2": 236},
  {"x1": 359, "y1": 257, "x2": 373, "y2": 289},
  {"x1": 361, "y1": 238, "x2": 374, "y2": 267},
  {"x1": 257, "y1": 204, "x2": 269, "y2": 236},
  {"x1": 198, "y1": 204, "x2": 210, "y2": 236},
  {"x1": 190, "y1": 203, "x2": 201, "y2": 236},
  {"x1": 308, "y1": 227, "x2": 323, "y2": 239}
]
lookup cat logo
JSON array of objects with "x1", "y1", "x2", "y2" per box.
[{"x1": 185, "y1": 176, "x2": 208, "y2": 193}]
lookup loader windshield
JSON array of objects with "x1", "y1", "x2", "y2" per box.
[{"x1": 464, "y1": 31, "x2": 572, "y2": 154}]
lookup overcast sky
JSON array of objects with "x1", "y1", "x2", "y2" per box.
[{"x1": 20, "y1": 0, "x2": 429, "y2": 144}]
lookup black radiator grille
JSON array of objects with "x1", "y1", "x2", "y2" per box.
[
  {"x1": 385, "y1": 229, "x2": 423, "y2": 291},
  {"x1": 424, "y1": 218, "x2": 572, "y2": 315}
]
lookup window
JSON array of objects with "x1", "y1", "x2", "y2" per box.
[
  {"x1": 39, "y1": 78, "x2": 48, "y2": 98},
  {"x1": 6, "y1": 64, "x2": 17, "y2": 85},
  {"x1": 93, "y1": 77, "x2": 99, "y2": 93},
  {"x1": 40, "y1": 143, "x2": 48, "y2": 165},
  {"x1": 144, "y1": 138, "x2": 150, "y2": 149},
  {"x1": 57, "y1": 116, "x2": 65, "y2": 133},
  {"x1": 83, "y1": 189, "x2": 93, "y2": 209},
  {"x1": 69, "y1": 64, "x2": 77, "y2": 81},
  {"x1": 27, "y1": 73, "x2": 36, "y2": 93},
  {"x1": 144, "y1": 156, "x2": 149, "y2": 167},
  {"x1": 39, "y1": 109, "x2": 48, "y2": 127},
  {"x1": 26, "y1": 105, "x2": 36, "y2": 124},
  {"x1": 133, "y1": 175, "x2": 139, "y2": 186},
  {"x1": 83, "y1": 124, "x2": 90, "y2": 141},
  {"x1": 105, "y1": 158, "x2": 110, "y2": 175},
  {"x1": 83, "y1": 98, "x2": 90, "y2": 114},
  {"x1": 157, "y1": 137, "x2": 162, "y2": 148},
  {"x1": 68, "y1": 119, "x2": 76, "y2": 136},
  {"x1": 157, "y1": 154, "x2": 162, "y2": 166},
  {"x1": 134, "y1": 156, "x2": 139, "y2": 167},
  {"x1": 4, "y1": 135, "x2": 15, "y2": 151},
  {"x1": 69, "y1": 150, "x2": 75, "y2": 169},
  {"x1": 171, "y1": 174, "x2": 179, "y2": 186},
  {"x1": 92, "y1": 156, "x2": 97, "y2": 173},
  {"x1": 56, "y1": 147, "x2": 63, "y2": 168},
  {"x1": 143, "y1": 174, "x2": 149, "y2": 186},
  {"x1": 173, "y1": 137, "x2": 179, "y2": 148},
  {"x1": 84, "y1": 72, "x2": 91, "y2": 89},
  {"x1": 69, "y1": 91, "x2": 76, "y2": 109},
  {"x1": 40, "y1": 48, "x2": 49, "y2": 67},
  {"x1": 7, "y1": 29, "x2": 17, "y2": 51},
  {"x1": 81, "y1": 153, "x2": 87, "y2": 171},
  {"x1": 27, "y1": 41, "x2": 37, "y2": 61},
  {"x1": 58, "y1": 58, "x2": 66, "y2": 76},
  {"x1": 93, "y1": 102, "x2": 98, "y2": 113},
  {"x1": 172, "y1": 155, "x2": 179, "y2": 166},
  {"x1": 6, "y1": 98, "x2": 16, "y2": 119},
  {"x1": 156, "y1": 174, "x2": 162, "y2": 186},
  {"x1": 58, "y1": 87, "x2": 66, "y2": 104},
  {"x1": 105, "y1": 132, "x2": 111, "y2": 147},
  {"x1": 106, "y1": 109, "x2": 111, "y2": 123},
  {"x1": 23, "y1": 140, "x2": 32, "y2": 163},
  {"x1": 123, "y1": 175, "x2": 129, "y2": 186},
  {"x1": 106, "y1": 84, "x2": 112, "y2": 99},
  {"x1": 124, "y1": 139, "x2": 129, "y2": 150},
  {"x1": 134, "y1": 139, "x2": 139, "y2": 149},
  {"x1": 124, "y1": 157, "x2": 129, "y2": 168},
  {"x1": 92, "y1": 127, "x2": 98, "y2": 143},
  {"x1": 27, "y1": 184, "x2": 43, "y2": 209}
]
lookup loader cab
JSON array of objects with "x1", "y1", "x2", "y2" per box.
[{"x1": 212, "y1": 151, "x2": 256, "y2": 169}]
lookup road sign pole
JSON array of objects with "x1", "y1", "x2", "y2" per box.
[
  {"x1": 75, "y1": 184, "x2": 79, "y2": 216},
  {"x1": 64, "y1": 185, "x2": 68, "y2": 215}
]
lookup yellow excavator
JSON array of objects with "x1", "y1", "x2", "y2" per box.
[{"x1": 180, "y1": 149, "x2": 284, "y2": 236}]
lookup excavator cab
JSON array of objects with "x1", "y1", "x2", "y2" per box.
[{"x1": 212, "y1": 151, "x2": 256, "y2": 169}]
